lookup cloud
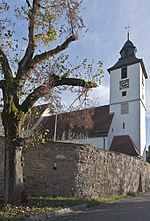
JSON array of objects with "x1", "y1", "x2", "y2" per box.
[
  {"x1": 60, "y1": 82, "x2": 109, "y2": 110},
  {"x1": 89, "y1": 84, "x2": 109, "y2": 106}
]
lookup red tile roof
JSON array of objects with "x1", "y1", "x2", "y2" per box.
[
  {"x1": 40, "y1": 105, "x2": 114, "y2": 141},
  {"x1": 110, "y1": 135, "x2": 140, "y2": 157}
]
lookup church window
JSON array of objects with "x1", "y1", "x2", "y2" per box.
[
  {"x1": 122, "y1": 91, "x2": 126, "y2": 96},
  {"x1": 123, "y1": 122, "x2": 125, "y2": 129},
  {"x1": 121, "y1": 102, "x2": 129, "y2": 114},
  {"x1": 121, "y1": 67, "x2": 127, "y2": 79}
]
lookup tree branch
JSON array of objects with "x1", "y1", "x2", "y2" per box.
[
  {"x1": 15, "y1": 0, "x2": 40, "y2": 94},
  {"x1": 16, "y1": 24, "x2": 76, "y2": 98},
  {"x1": 0, "y1": 48, "x2": 13, "y2": 82},
  {"x1": 20, "y1": 74, "x2": 97, "y2": 113},
  {"x1": 18, "y1": 0, "x2": 39, "y2": 67},
  {"x1": 53, "y1": 75, "x2": 97, "y2": 88},
  {"x1": 26, "y1": 0, "x2": 32, "y2": 9},
  {"x1": 30, "y1": 35, "x2": 77, "y2": 69},
  {"x1": 20, "y1": 84, "x2": 47, "y2": 113}
]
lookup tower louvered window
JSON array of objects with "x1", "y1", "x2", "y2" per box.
[{"x1": 121, "y1": 67, "x2": 127, "y2": 79}]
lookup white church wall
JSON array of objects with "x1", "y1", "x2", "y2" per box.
[
  {"x1": 110, "y1": 63, "x2": 141, "y2": 109},
  {"x1": 32, "y1": 107, "x2": 51, "y2": 130},
  {"x1": 128, "y1": 64, "x2": 147, "y2": 137},
  {"x1": 127, "y1": 64, "x2": 140, "y2": 100},
  {"x1": 108, "y1": 100, "x2": 141, "y2": 151},
  {"x1": 127, "y1": 101, "x2": 140, "y2": 149},
  {"x1": 109, "y1": 69, "x2": 120, "y2": 106},
  {"x1": 140, "y1": 102, "x2": 146, "y2": 158},
  {"x1": 60, "y1": 137, "x2": 108, "y2": 150},
  {"x1": 139, "y1": 64, "x2": 147, "y2": 158},
  {"x1": 139, "y1": 65, "x2": 146, "y2": 106}
]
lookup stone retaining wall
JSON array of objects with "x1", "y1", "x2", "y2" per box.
[
  {"x1": 24, "y1": 142, "x2": 150, "y2": 197},
  {"x1": 23, "y1": 142, "x2": 79, "y2": 196},
  {"x1": 76, "y1": 145, "x2": 150, "y2": 197},
  {"x1": 0, "y1": 138, "x2": 150, "y2": 198}
]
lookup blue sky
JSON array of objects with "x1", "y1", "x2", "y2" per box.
[
  {"x1": 65, "y1": 0, "x2": 150, "y2": 146},
  {"x1": 2, "y1": 1, "x2": 150, "y2": 146}
]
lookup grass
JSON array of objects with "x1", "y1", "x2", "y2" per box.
[{"x1": 0, "y1": 195, "x2": 127, "y2": 220}]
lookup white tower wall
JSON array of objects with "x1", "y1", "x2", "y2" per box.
[{"x1": 108, "y1": 62, "x2": 147, "y2": 159}]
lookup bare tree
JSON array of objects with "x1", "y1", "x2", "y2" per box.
[{"x1": 0, "y1": 0, "x2": 103, "y2": 203}]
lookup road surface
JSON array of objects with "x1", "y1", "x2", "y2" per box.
[{"x1": 53, "y1": 193, "x2": 150, "y2": 221}]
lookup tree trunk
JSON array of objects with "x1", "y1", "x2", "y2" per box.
[
  {"x1": 4, "y1": 141, "x2": 24, "y2": 203},
  {"x1": 2, "y1": 110, "x2": 24, "y2": 203}
]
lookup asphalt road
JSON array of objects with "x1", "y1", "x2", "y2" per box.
[{"x1": 53, "y1": 193, "x2": 150, "y2": 221}]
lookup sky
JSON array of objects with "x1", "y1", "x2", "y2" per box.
[
  {"x1": 64, "y1": 0, "x2": 150, "y2": 147},
  {"x1": 1, "y1": 1, "x2": 150, "y2": 146}
]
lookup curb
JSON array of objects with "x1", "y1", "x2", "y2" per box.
[{"x1": 23, "y1": 203, "x2": 88, "y2": 221}]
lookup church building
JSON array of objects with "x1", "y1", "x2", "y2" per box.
[{"x1": 38, "y1": 36, "x2": 148, "y2": 159}]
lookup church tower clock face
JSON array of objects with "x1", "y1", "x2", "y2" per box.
[{"x1": 119, "y1": 79, "x2": 129, "y2": 90}]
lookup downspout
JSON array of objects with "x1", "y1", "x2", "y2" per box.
[
  {"x1": 54, "y1": 113, "x2": 58, "y2": 142},
  {"x1": 103, "y1": 137, "x2": 105, "y2": 150}
]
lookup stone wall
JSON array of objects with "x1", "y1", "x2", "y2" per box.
[
  {"x1": 23, "y1": 142, "x2": 80, "y2": 196},
  {"x1": 0, "y1": 138, "x2": 150, "y2": 198},
  {"x1": 24, "y1": 142, "x2": 150, "y2": 198},
  {"x1": 76, "y1": 146, "x2": 150, "y2": 198}
]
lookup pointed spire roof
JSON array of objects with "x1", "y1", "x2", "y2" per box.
[
  {"x1": 108, "y1": 38, "x2": 148, "y2": 79},
  {"x1": 120, "y1": 39, "x2": 137, "y2": 58}
]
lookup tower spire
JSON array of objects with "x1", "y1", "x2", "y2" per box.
[{"x1": 125, "y1": 25, "x2": 131, "y2": 40}]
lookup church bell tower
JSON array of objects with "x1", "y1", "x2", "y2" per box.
[{"x1": 107, "y1": 35, "x2": 148, "y2": 159}]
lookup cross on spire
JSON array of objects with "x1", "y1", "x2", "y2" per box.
[{"x1": 125, "y1": 25, "x2": 131, "y2": 40}]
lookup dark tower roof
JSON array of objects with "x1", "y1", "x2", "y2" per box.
[
  {"x1": 107, "y1": 39, "x2": 148, "y2": 79},
  {"x1": 120, "y1": 40, "x2": 137, "y2": 58}
]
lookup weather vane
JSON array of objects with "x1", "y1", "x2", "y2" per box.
[{"x1": 125, "y1": 25, "x2": 131, "y2": 40}]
